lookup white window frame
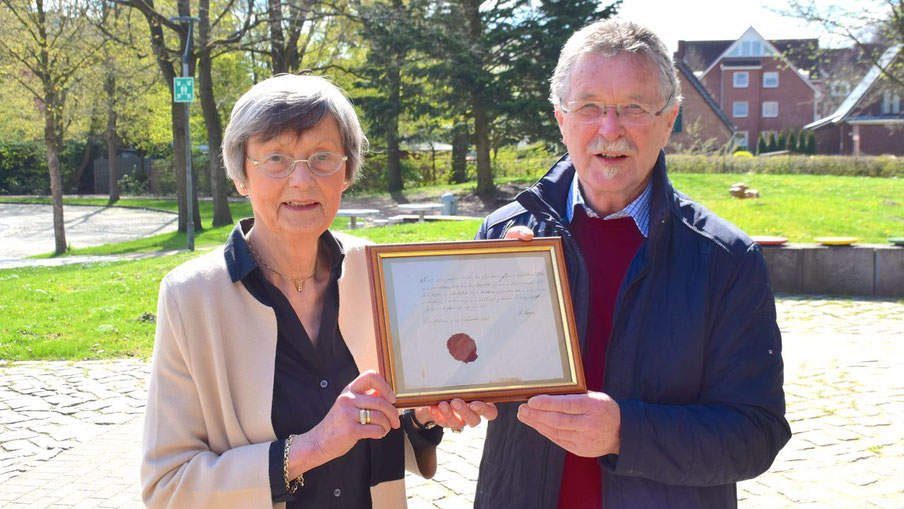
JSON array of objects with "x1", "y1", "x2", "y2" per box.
[
  {"x1": 763, "y1": 72, "x2": 779, "y2": 88},
  {"x1": 831, "y1": 81, "x2": 851, "y2": 97},
  {"x1": 733, "y1": 71, "x2": 749, "y2": 88},
  {"x1": 733, "y1": 131, "x2": 749, "y2": 149},
  {"x1": 762, "y1": 101, "x2": 779, "y2": 118},
  {"x1": 732, "y1": 101, "x2": 749, "y2": 118},
  {"x1": 893, "y1": 94, "x2": 901, "y2": 114}
]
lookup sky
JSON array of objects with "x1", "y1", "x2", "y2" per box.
[{"x1": 614, "y1": 0, "x2": 839, "y2": 55}]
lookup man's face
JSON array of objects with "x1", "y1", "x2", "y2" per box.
[{"x1": 555, "y1": 52, "x2": 678, "y2": 214}]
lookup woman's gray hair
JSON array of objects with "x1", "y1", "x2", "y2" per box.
[
  {"x1": 222, "y1": 74, "x2": 368, "y2": 186},
  {"x1": 549, "y1": 19, "x2": 682, "y2": 110}
]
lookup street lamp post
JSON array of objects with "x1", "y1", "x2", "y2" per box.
[{"x1": 170, "y1": 16, "x2": 200, "y2": 251}]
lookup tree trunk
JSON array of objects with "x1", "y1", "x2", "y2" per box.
[
  {"x1": 472, "y1": 95, "x2": 493, "y2": 196},
  {"x1": 268, "y1": 0, "x2": 288, "y2": 74},
  {"x1": 45, "y1": 98, "x2": 67, "y2": 255},
  {"x1": 463, "y1": 0, "x2": 493, "y2": 196},
  {"x1": 73, "y1": 130, "x2": 95, "y2": 193},
  {"x1": 106, "y1": 72, "x2": 119, "y2": 203},
  {"x1": 386, "y1": 62, "x2": 402, "y2": 191},
  {"x1": 385, "y1": 0, "x2": 404, "y2": 192},
  {"x1": 451, "y1": 123, "x2": 468, "y2": 184},
  {"x1": 197, "y1": 1, "x2": 232, "y2": 226}
]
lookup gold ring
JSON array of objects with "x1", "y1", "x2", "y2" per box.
[
  {"x1": 365, "y1": 409, "x2": 372, "y2": 424},
  {"x1": 359, "y1": 408, "x2": 368, "y2": 425}
]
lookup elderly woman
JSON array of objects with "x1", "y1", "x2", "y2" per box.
[{"x1": 141, "y1": 75, "x2": 493, "y2": 508}]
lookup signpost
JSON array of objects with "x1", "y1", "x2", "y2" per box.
[
  {"x1": 174, "y1": 77, "x2": 194, "y2": 103},
  {"x1": 169, "y1": 17, "x2": 200, "y2": 251}
]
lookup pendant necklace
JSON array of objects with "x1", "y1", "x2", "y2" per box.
[{"x1": 247, "y1": 241, "x2": 317, "y2": 292}]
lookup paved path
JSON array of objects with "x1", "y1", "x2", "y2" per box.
[
  {"x1": 0, "y1": 203, "x2": 177, "y2": 261},
  {"x1": 1, "y1": 297, "x2": 902, "y2": 508}
]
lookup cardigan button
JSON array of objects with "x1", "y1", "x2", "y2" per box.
[
  {"x1": 333, "y1": 488, "x2": 341, "y2": 497},
  {"x1": 320, "y1": 379, "x2": 329, "y2": 389}
]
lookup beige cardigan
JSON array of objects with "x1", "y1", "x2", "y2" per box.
[{"x1": 141, "y1": 232, "x2": 420, "y2": 508}]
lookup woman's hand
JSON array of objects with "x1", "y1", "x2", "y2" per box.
[
  {"x1": 414, "y1": 399, "x2": 498, "y2": 432},
  {"x1": 290, "y1": 370, "x2": 400, "y2": 474}
]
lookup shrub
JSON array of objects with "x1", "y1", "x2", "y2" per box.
[
  {"x1": 0, "y1": 140, "x2": 48, "y2": 194},
  {"x1": 668, "y1": 154, "x2": 904, "y2": 177},
  {"x1": 733, "y1": 150, "x2": 754, "y2": 158}
]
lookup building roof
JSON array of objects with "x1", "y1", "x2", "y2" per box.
[
  {"x1": 675, "y1": 61, "x2": 734, "y2": 132},
  {"x1": 676, "y1": 30, "x2": 819, "y2": 75},
  {"x1": 695, "y1": 27, "x2": 817, "y2": 93},
  {"x1": 806, "y1": 44, "x2": 903, "y2": 130}
]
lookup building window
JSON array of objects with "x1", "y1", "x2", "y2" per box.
[
  {"x1": 733, "y1": 101, "x2": 748, "y2": 118},
  {"x1": 733, "y1": 72, "x2": 749, "y2": 88},
  {"x1": 830, "y1": 81, "x2": 851, "y2": 97},
  {"x1": 762, "y1": 101, "x2": 779, "y2": 118},
  {"x1": 733, "y1": 131, "x2": 749, "y2": 149},
  {"x1": 884, "y1": 91, "x2": 902, "y2": 114},
  {"x1": 763, "y1": 72, "x2": 779, "y2": 88}
]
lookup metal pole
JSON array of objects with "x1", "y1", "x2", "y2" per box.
[{"x1": 171, "y1": 16, "x2": 199, "y2": 251}]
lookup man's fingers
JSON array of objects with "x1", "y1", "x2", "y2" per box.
[
  {"x1": 527, "y1": 394, "x2": 590, "y2": 414},
  {"x1": 450, "y1": 399, "x2": 482, "y2": 427},
  {"x1": 518, "y1": 404, "x2": 583, "y2": 431},
  {"x1": 504, "y1": 226, "x2": 534, "y2": 241}
]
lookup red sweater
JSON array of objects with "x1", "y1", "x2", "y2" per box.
[{"x1": 557, "y1": 207, "x2": 644, "y2": 509}]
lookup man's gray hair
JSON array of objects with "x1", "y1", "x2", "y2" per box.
[
  {"x1": 549, "y1": 19, "x2": 683, "y2": 110},
  {"x1": 223, "y1": 74, "x2": 367, "y2": 185}
]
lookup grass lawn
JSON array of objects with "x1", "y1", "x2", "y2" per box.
[{"x1": 1, "y1": 172, "x2": 902, "y2": 361}]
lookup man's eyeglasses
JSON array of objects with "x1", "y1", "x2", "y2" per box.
[
  {"x1": 245, "y1": 151, "x2": 348, "y2": 178},
  {"x1": 560, "y1": 94, "x2": 673, "y2": 126}
]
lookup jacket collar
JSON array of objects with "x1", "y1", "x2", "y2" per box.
[
  {"x1": 518, "y1": 150, "x2": 677, "y2": 233},
  {"x1": 224, "y1": 218, "x2": 345, "y2": 283}
]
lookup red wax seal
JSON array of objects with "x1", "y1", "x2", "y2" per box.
[{"x1": 446, "y1": 333, "x2": 478, "y2": 363}]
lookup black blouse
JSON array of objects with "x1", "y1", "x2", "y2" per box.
[{"x1": 224, "y1": 220, "x2": 440, "y2": 508}]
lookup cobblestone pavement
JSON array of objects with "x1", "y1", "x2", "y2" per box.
[{"x1": 1, "y1": 296, "x2": 902, "y2": 508}]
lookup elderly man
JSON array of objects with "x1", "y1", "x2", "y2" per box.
[{"x1": 469, "y1": 19, "x2": 791, "y2": 508}]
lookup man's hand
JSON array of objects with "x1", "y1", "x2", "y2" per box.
[
  {"x1": 504, "y1": 225, "x2": 534, "y2": 241},
  {"x1": 517, "y1": 392, "x2": 621, "y2": 457}
]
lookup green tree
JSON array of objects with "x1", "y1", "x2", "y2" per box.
[
  {"x1": 757, "y1": 132, "x2": 769, "y2": 154},
  {"x1": 767, "y1": 132, "x2": 778, "y2": 152},
  {"x1": 0, "y1": 0, "x2": 104, "y2": 253},
  {"x1": 354, "y1": 0, "x2": 423, "y2": 192},
  {"x1": 805, "y1": 130, "x2": 817, "y2": 154},
  {"x1": 501, "y1": 0, "x2": 619, "y2": 144},
  {"x1": 776, "y1": 129, "x2": 787, "y2": 151},
  {"x1": 787, "y1": 129, "x2": 798, "y2": 153}
]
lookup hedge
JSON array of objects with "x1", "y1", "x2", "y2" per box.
[{"x1": 667, "y1": 154, "x2": 904, "y2": 178}]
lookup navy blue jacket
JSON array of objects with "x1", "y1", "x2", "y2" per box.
[{"x1": 473, "y1": 152, "x2": 791, "y2": 508}]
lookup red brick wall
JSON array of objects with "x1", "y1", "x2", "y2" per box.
[
  {"x1": 813, "y1": 124, "x2": 904, "y2": 155},
  {"x1": 668, "y1": 76, "x2": 733, "y2": 152},
  {"x1": 702, "y1": 58, "x2": 816, "y2": 149}
]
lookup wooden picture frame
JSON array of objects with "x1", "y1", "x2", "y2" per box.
[{"x1": 366, "y1": 238, "x2": 585, "y2": 408}]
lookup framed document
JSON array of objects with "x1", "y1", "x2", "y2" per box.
[{"x1": 366, "y1": 238, "x2": 585, "y2": 408}]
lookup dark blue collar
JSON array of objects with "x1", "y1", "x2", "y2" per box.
[{"x1": 224, "y1": 218, "x2": 345, "y2": 283}]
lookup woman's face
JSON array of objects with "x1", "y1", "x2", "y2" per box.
[{"x1": 237, "y1": 114, "x2": 349, "y2": 243}]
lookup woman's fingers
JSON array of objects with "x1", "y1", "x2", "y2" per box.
[
  {"x1": 347, "y1": 370, "x2": 396, "y2": 404},
  {"x1": 469, "y1": 401, "x2": 499, "y2": 421},
  {"x1": 340, "y1": 390, "x2": 401, "y2": 430}
]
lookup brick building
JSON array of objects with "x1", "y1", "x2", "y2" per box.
[
  {"x1": 806, "y1": 45, "x2": 904, "y2": 156},
  {"x1": 676, "y1": 27, "x2": 819, "y2": 151},
  {"x1": 668, "y1": 61, "x2": 734, "y2": 153}
]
